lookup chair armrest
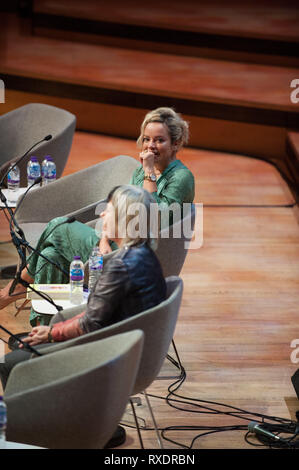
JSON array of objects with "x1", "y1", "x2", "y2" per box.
[
  {"x1": 49, "y1": 304, "x2": 86, "y2": 326},
  {"x1": 63, "y1": 200, "x2": 105, "y2": 224},
  {"x1": 14, "y1": 178, "x2": 80, "y2": 224}
]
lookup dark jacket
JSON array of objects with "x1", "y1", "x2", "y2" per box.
[{"x1": 51, "y1": 243, "x2": 166, "y2": 341}]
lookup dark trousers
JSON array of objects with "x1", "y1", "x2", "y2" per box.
[{"x1": 0, "y1": 343, "x2": 58, "y2": 391}]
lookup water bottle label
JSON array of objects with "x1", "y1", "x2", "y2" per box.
[
  {"x1": 89, "y1": 257, "x2": 103, "y2": 271},
  {"x1": 7, "y1": 176, "x2": 20, "y2": 184},
  {"x1": 70, "y1": 268, "x2": 83, "y2": 281},
  {"x1": 28, "y1": 164, "x2": 41, "y2": 178}
]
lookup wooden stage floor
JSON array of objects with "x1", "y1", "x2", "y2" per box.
[{"x1": 0, "y1": 131, "x2": 298, "y2": 449}]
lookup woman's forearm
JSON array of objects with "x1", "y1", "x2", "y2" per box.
[{"x1": 51, "y1": 312, "x2": 85, "y2": 342}]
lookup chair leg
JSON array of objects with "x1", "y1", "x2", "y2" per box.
[
  {"x1": 129, "y1": 398, "x2": 145, "y2": 449},
  {"x1": 121, "y1": 401, "x2": 147, "y2": 429},
  {"x1": 131, "y1": 395, "x2": 142, "y2": 406},
  {"x1": 143, "y1": 390, "x2": 164, "y2": 449},
  {"x1": 14, "y1": 298, "x2": 31, "y2": 317},
  {"x1": 157, "y1": 339, "x2": 184, "y2": 380},
  {"x1": 171, "y1": 339, "x2": 184, "y2": 372}
]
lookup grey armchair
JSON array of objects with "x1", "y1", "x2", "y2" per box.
[
  {"x1": 86, "y1": 202, "x2": 196, "y2": 278},
  {"x1": 0, "y1": 103, "x2": 76, "y2": 187},
  {"x1": 45, "y1": 205, "x2": 195, "y2": 378},
  {"x1": 155, "y1": 202, "x2": 196, "y2": 278},
  {"x1": 4, "y1": 330, "x2": 144, "y2": 449},
  {"x1": 42, "y1": 276, "x2": 183, "y2": 448},
  {"x1": 14, "y1": 155, "x2": 139, "y2": 247}
]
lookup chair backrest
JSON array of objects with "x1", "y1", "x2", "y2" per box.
[
  {"x1": 4, "y1": 330, "x2": 144, "y2": 449},
  {"x1": 0, "y1": 103, "x2": 76, "y2": 186},
  {"x1": 156, "y1": 203, "x2": 196, "y2": 277},
  {"x1": 15, "y1": 155, "x2": 139, "y2": 224},
  {"x1": 87, "y1": 203, "x2": 196, "y2": 277},
  {"x1": 43, "y1": 276, "x2": 183, "y2": 394}
]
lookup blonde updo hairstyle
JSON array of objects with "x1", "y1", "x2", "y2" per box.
[{"x1": 137, "y1": 107, "x2": 189, "y2": 151}]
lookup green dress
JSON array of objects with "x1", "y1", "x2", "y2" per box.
[
  {"x1": 130, "y1": 159, "x2": 194, "y2": 207},
  {"x1": 28, "y1": 159, "x2": 194, "y2": 326},
  {"x1": 27, "y1": 217, "x2": 100, "y2": 326}
]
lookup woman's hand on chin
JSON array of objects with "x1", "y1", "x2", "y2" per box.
[{"x1": 140, "y1": 150, "x2": 155, "y2": 175}]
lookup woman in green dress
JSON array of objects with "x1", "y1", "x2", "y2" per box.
[{"x1": 0, "y1": 107, "x2": 194, "y2": 325}]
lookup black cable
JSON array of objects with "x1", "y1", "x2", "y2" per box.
[
  {"x1": 0, "y1": 336, "x2": 9, "y2": 345},
  {"x1": 137, "y1": 354, "x2": 299, "y2": 449},
  {"x1": 165, "y1": 357, "x2": 293, "y2": 425}
]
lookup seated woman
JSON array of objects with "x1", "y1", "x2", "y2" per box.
[
  {"x1": 0, "y1": 184, "x2": 167, "y2": 390},
  {"x1": 0, "y1": 107, "x2": 194, "y2": 325}
]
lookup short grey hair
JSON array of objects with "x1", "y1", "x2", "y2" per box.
[{"x1": 109, "y1": 185, "x2": 158, "y2": 249}]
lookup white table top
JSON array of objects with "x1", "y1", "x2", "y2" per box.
[
  {"x1": 0, "y1": 187, "x2": 28, "y2": 208},
  {"x1": 32, "y1": 296, "x2": 88, "y2": 315}
]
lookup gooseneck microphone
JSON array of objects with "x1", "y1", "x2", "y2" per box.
[
  {"x1": 12, "y1": 176, "x2": 42, "y2": 219},
  {"x1": 248, "y1": 421, "x2": 288, "y2": 444},
  {"x1": 0, "y1": 324, "x2": 42, "y2": 356},
  {"x1": 8, "y1": 216, "x2": 77, "y2": 303},
  {"x1": 0, "y1": 134, "x2": 52, "y2": 188}
]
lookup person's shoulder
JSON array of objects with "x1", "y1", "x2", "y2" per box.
[
  {"x1": 176, "y1": 159, "x2": 194, "y2": 174},
  {"x1": 169, "y1": 160, "x2": 194, "y2": 182},
  {"x1": 121, "y1": 243, "x2": 157, "y2": 266},
  {"x1": 104, "y1": 249, "x2": 127, "y2": 273},
  {"x1": 131, "y1": 164, "x2": 144, "y2": 177}
]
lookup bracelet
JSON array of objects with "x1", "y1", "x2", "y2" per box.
[{"x1": 48, "y1": 327, "x2": 55, "y2": 343}]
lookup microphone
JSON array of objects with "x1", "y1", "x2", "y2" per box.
[
  {"x1": 0, "y1": 324, "x2": 42, "y2": 356},
  {"x1": 0, "y1": 135, "x2": 53, "y2": 188},
  {"x1": 7, "y1": 177, "x2": 44, "y2": 297},
  {"x1": 66, "y1": 216, "x2": 76, "y2": 224},
  {"x1": 248, "y1": 421, "x2": 288, "y2": 444},
  {"x1": 9, "y1": 176, "x2": 43, "y2": 220},
  {"x1": 8, "y1": 216, "x2": 77, "y2": 298},
  {"x1": 32, "y1": 175, "x2": 43, "y2": 185}
]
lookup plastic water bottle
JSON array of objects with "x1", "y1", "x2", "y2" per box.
[
  {"x1": 41, "y1": 156, "x2": 50, "y2": 185},
  {"x1": 70, "y1": 256, "x2": 84, "y2": 305},
  {"x1": 7, "y1": 163, "x2": 20, "y2": 193},
  {"x1": 88, "y1": 247, "x2": 103, "y2": 293},
  {"x1": 0, "y1": 396, "x2": 7, "y2": 449},
  {"x1": 27, "y1": 156, "x2": 41, "y2": 187},
  {"x1": 42, "y1": 156, "x2": 56, "y2": 185}
]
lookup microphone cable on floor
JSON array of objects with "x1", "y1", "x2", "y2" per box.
[{"x1": 133, "y1": 353, "x2": 299, "y2": 449}]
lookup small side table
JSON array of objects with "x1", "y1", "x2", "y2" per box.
[
  {"x1": 32, "y1": 298, "x2": 87, "y2": 317},
  {"x1": 0, "y1": 187, "x2": 28, "y2": 209}
]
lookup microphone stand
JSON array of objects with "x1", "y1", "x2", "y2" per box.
[
  {"x1": 0, "y1": 135, "x2": 52, "y2": 279},
  {"x1": 0, "y1": 324, "x2": 42, "y2": 356},
  {"x1": 0, "y1": 134, "x2": 52, "y2": 189},
  {"x1": 0, "y1": 182, "x2": 66, "y2": 312}
]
